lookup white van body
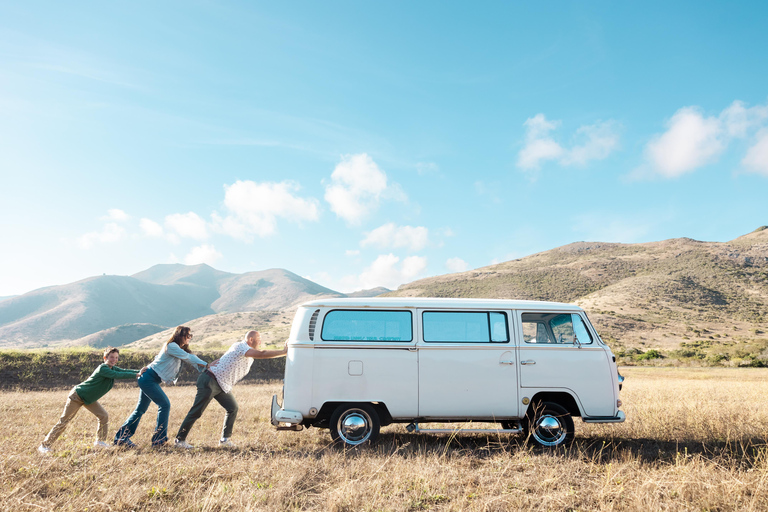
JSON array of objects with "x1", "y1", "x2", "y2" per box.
[{"x1": 272, "y1": 297, "x2": 624, "y2": 447}]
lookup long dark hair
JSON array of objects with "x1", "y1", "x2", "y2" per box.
[{"x1": 166, "y1": 326, "x2": 192, "y2": 353}]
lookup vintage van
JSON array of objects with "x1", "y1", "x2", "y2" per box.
[{"x1": 271, "y1": 297, "x2": 624, "y2": 447}]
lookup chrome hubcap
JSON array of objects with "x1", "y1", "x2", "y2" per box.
[
  {"x1": 338, "y1": 410, "x2": 372, "y2": 445},
  {"x1": 533, "y1": 414, "x2": 566, "y2": 446}
]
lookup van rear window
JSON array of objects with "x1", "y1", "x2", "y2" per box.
[
  {"x1": 423, "y1": 311, "x2": 509, "y2": 343},
  {"x1": 320, "y1": 310, "x2": 413, "y2": 342}
]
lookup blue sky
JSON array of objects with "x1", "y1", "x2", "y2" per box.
[{"x1": 1, "y1": 1, "x2": 767, "y2": 296}]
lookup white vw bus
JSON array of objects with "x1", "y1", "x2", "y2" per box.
[{"x1": 271, "y1": 298, "x2": 624, "y2": 447}]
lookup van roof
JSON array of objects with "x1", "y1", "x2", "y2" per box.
[{"x1": 300, "y1": 297, "x2": 583, "y2": 311}]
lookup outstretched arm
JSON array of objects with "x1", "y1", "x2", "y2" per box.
[
  {"x1": 245, "y1": 342, "x2": 288, "y2": 359},
  {"x1": 166, "y1": 342, "x2": 208, "y2": 370}
]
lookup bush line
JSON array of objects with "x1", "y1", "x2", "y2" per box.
[{"x1": 0, "y1": 350, "x2": 286, "y2": 390}]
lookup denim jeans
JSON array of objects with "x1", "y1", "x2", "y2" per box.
[
  {"x1": 114, "y1": 367, "x2": 171, "y2": 446},
  {"x1": 176, "y1": 371, "x2": 239, "y2": 441}
]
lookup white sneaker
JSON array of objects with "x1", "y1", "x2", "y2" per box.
[
  {"x1": 93, "y1": 440, "x2": 109, "y2": 449},
  {"x1": 37, "y1": 444, "x2": 52, "y2": 455},
  {"x1": 174, "y1": 438, "x2": 194, "y2": 449},
  {"x1": 219, "y1": 438, "x2": 236, "y2": 448}
]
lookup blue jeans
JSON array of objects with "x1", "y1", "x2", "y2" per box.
[{"x1": 114, "y1": 368, "x2": 171, "y2": 446}]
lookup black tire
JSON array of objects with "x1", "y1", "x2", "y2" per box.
[
  {"x1": 329, "y1": 404, "x2": 380, "y2": 447},
  {"x1": 523, "y1": 401, "x2": 574, "y2": 447}
]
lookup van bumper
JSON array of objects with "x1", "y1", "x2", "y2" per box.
[
  {"x1": 582, "y1": 411, "x2": 626, "y2": 424},
  {"x1": 271, "y1": 394, "x2": 304, "y2": 427}
]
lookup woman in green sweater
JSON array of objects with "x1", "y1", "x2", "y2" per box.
[{"x1": 38, "y1": 347, "x2": 147, "y2": 454}]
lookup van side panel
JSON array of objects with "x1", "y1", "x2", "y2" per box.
[
  {"x1": 312, "y1": 347, "x2": 418, "y2": 418},
  {"x1": 418, "y1": 345, "x2": 519, "y2": 419}
]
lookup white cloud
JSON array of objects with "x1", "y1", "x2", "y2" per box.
[
  {"x1": 640, "y1": 100, "x2": 768, "y2": 179},
  {"x1": 165, "y1": 212, "x2": 208, "y2": 240},
  {"x1": 562, "y1": 121, "x2": 620, "y2": 166},
  {"x1": 78, "y1": 223, "x2": 126, "y2": 249},
  {"x1": 517, "y1": 114, "x2": 619, "y2": 170},
  {"x1": 446, "y1": 257, "x2": 468, "y2": 272},
  {"x1": 184, "y1": 244, "x2": 223, "y2": 265},
  {"x1": 645, "y1": 107, "x2": 724, "y2": 178},
  {"x1": 517, "y1": 115, "x2": 564, "y2": 170},
  {"x1": 345, "y1": 249, "x2": 360, "y2": 257},
  {"x1": 102, "y1": 209, "x2": 129, "y2": 222},
  {"x1": 215, "y1": 180, "x2": 319, "y2": 240},
  {"x1": 140, "y1": 218, "x2": 164, "y2": 238},
  {"x1": 743, "y1": 129, "x2": 768, "y2": 175},
  {"x1": 361, "y1": 223, "x2": 429, "y2": 251},
  {"x1": 720, "y1": 100, "x2": 768, "y2": 138},
  {"x1": 348, "y1": 254, "x2": 428, "y2": 290},
  {"x1": 324, "y1": 153, "x2": 405, "y2": 225}
]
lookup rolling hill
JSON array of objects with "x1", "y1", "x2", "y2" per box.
[
  {"x1": 386, "y1": 227, "x2": 768, "y2": 365},
  {"x1": 3, "y1": 228, "x2": 766, "y2": 365}
]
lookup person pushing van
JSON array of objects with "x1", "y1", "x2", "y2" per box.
[
  {"x1": 174, "y1": 330, "x2": 287, "y2": 448},
  {"x1": 38, "y1": 347, "x2": 147, "y2": 454}
]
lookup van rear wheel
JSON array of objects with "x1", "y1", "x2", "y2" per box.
[
  {"x1": 524, "y1": 401, "x2": 574, "y2": 447},
  {"x1": 329, "y1": 404, "x2": 380, "y2": 447}
]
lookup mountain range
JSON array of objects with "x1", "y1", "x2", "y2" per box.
[
  {"x1": 386, "y1": 227, "x2": 768, "y2": 364},
  {"x1": 2, "y1": 228, "x2": 767, "y2": 364},
  {"x1": 0, "y1": 265, "x2": 373, "y2": 348}
]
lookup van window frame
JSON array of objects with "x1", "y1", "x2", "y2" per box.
[
  {"x1": 421, "y1": 310, "x2": 510, "y2": 344},
  {"x1": 519, "y1": 311, "x2": 594, "y2": 345},
  {"x1": 319, "y1": 309, "x2": 413, "y2": 342}
]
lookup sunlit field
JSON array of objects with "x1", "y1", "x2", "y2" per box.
[{"x1": 4, "y1": 368, "x2": 768, "y2": 511}]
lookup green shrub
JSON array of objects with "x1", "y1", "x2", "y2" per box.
[{"x1": 636, "y1": 349, "x2": 663, "y2": 360}]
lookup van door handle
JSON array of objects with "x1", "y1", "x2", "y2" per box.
[
  {"x1": 521, "y1": 360, "x2": 536, "y2": 365},
  {"x1": 499, "y1": 360, "x2": 514, "y2": 365}
]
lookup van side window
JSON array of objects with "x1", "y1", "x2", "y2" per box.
[
  {"x1": 423, "y1": 311, "x2": 509, "y2": 343},
  {"x1": 321, "y1": 310, "x2": 412, "y2": 342},
  {"x1": 521, "y1": 313, "x2": 593, "y2": 344}
]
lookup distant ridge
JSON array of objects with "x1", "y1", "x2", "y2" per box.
[
  {"x1": 346, "y1": 286, "x2": 391, "y2": 298},
  {"x1": 3, "y1": 228, "x2": 766, "y2": 359},
  {"x1": 132, "y1": 263, "x2": 235, "y2": 287},
  {"x1": 386, "y1": 228, "x2": 768, "y2": 360},
  {"x1": 65, "y1": 323, "x2": 168, "y2": 348},
  {"x1": 0, "y1": 265, "x2": 343, "y2": 348}
]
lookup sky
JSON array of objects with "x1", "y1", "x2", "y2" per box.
[{"x1": 1, "y1": 1, "x2": 767, "y2": 297}]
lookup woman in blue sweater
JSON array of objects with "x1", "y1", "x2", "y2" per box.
[{"x1": 114, "y1": 326, "x2": 207, "y2": 447}]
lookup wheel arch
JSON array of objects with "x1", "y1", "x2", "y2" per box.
[
  {"x1": 312, "y1": 401, "x2": 393, "y2": 428},
  {"x1": 527, "y1": 391, "x2": 582, "y2": 418}
]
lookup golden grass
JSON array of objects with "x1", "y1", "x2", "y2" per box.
[{"x1": 4, "y1": 368, "x2": 768, "y2": 511}]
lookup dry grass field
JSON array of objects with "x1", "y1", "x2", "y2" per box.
[{"x1": 4, "y1": 368, "x2": 768, "y2": 511}]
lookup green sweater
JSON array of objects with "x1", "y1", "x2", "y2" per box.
[{"x1": 75, "y1": 363, "x2": 139, "y2": 405}]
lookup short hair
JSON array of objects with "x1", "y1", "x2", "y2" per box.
[{"x1": 103, "y1": 347, "x2": 119, "y2": 358}]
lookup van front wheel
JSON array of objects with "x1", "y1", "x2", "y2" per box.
[
  {"x1": 524, "y1": 401, "x2": 574, "y2": 447},
  {"x1": 330, "y1": 404, "x2": 380, "y2": 447}
]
